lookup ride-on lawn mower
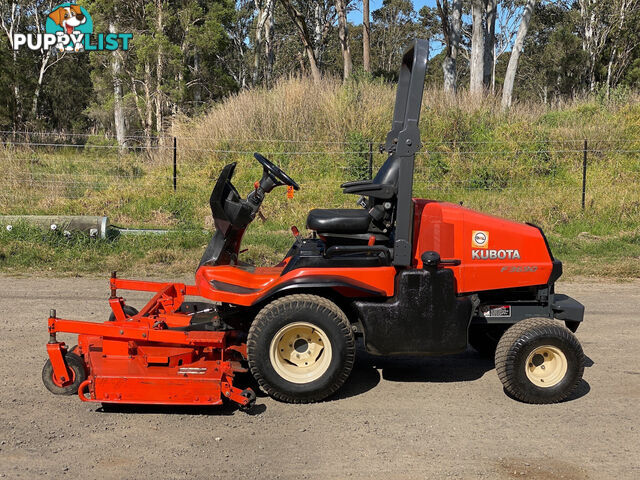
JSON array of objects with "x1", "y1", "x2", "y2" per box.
[{"x1": 43, "y1": 39, "x2": 585, "y2": 409}]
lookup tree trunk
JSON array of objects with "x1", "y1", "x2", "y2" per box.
[
  {"x1": 13, "y1": 50, "x2": 20, "y2": 130},
  {"x1": 363, "y1": 0, "x2": 371, "y2": 73},
  {"x1": 606, "y1": 48, "x2": 616, "y2": 99},
  {"x1": 253, "y1": 1, "x2": 273, "y2": 86},
  {"x1": 470, "y1": 0, "x2": 485, "y2": 94},
  {"x1": 110, "y1": 23, "x2": 126, "y2": 150},
  {"x1": 130, "y1": 75, "x2": 144, "y2": 127},
  {"x1": 501, "y1": 0, "x2": 536, "y2": 109},
  {"x1": 335, "y1": 0, "x2": 352, "y2": 81},
  {"x1": 30, "y1": 5, "x2": 49, "y2": 122},
  {"x1": 442, "y1": 56, "x2": 456, "y2": 94},
  {"x1": 436, "y1": 0, "x2": 460, "y2": 94},
  {"x1": 579, "y1": 0, "x2": 596, "y2": 92},
  {"x1": 451, "y1": 0, "x2": 462, "y2": 84},
  {"x1": 155, "y1": 0, "x2": 164, "y2": 137},
  {"x1": 253, "y1": 24, "x2": 263, "y2": 86},
  {"x1": 193, "y1": 50, "x2": 201, "y2": 104},
  {"x1": 144, "y1": 61, "x2": 154, "y2": 150},
  {"x1": 264, "y1": 2, "x2": 275, "y2": 86},
  {"x1": 31, "y1": 51, "x2": 49, "y2": 121},
  {"x1": 313, "y1": 3, "x2": 323, "y2": 62},
  {"x1": 483, "y1": 0, "x2": 497, "y2": 88},
  {"x1": 282, "y1": 0, "x2": 322, "y2": 83},
  {"x1": 491, "y1": 43, "x2": 497, "y2": 93}
]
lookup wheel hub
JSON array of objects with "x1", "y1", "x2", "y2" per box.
[
  {"x1": 294, "y1": 338, "x2": 308, "y2": 353},
  {"x1": 525, "y1": 345, "x2": 567, "y2": 388},
  {"x1": 269, "y1": 322, "x2": 332, "y2": 384}
]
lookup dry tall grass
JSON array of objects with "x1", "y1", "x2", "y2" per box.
[{"x1": 172, "y1": 76, "x2": 640, "y2": 150}]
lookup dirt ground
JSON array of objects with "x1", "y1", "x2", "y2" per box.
[{"x1": 0, "y1": 276, "x2": 638, "y2": 479}]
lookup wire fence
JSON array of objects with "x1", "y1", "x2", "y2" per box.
[{"x1": 1, "y1": 131, "x2": 639, "y2": 229}]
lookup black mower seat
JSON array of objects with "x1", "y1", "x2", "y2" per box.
[{"x1": 306, "y1": 208, "x2": 371, "y2": 234}]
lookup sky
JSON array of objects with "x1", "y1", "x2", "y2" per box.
[
  {"x1": 347, "y1": 1, "x2": 444, "y2": 54},
  {"x1": 347, "y1": 0, "x2": 438, "y2": 24},
  {"x1": 346, "y1": 1, "x2": 521, "y2": 57}
]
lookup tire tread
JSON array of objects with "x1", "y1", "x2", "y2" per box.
[{"x1": 495, "y1": 318, "x2": 584, "y2": 404}]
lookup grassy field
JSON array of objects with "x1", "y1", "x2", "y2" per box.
[{"x1": 1, "y1": 76, "x2": 639, "y2": 278}]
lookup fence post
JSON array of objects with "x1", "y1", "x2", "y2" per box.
[
  {"x1": 368, "y1": 141, "x2": 373, "y2": 179},
  {"x1": 582, "y1": 139, "x2": 587, "y2": 210},
  {"x1": 173, "y1": 136, "x2": 177, "y2": 192}
]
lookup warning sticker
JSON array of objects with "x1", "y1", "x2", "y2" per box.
[
  {"x1": 472, "y1": 230, "x2": 489, "y2": 248},
  {"x1": 480, "y1": 305, "x2": 511, "y2": 318}
]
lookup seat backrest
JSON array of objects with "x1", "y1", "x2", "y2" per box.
[{"x1": 373, "y1": 155, "x2": 400, "y2": 187}]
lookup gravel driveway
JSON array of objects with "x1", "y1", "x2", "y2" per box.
[{"x1": 0, "y1": 277, "x2": 638, "y2": 479}]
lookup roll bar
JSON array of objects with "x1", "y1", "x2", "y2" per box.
[{"x1": 385, "y1": 39, "x2": 429, "y2": 266}]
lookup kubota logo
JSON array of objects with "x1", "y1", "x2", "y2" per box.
[
  {"x1": 472, "y1": 249, "x2": 521, "y2": 260},
  {"x1": 472, "y1": 230, "x2": 489, "y2": 248}
]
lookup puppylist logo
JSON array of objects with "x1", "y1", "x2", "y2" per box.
[{"x1": 12, "y1": 2, "x2": 132, "y2": 53}]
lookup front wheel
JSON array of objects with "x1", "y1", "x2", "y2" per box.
[
  {"x1": 42, "y1": 352, "x2": 87, "y2": 395},
  {"x1": 495, "y1": 318, "x2": 585, "y2": 404},
  {"x1": 247, "y1": 294, "x2": 355, "y2": 403}
]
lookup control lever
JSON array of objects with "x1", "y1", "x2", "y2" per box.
[
  {"x1": 421, "y1": 251, "x2": 461, "y2": 268},
  {"x1": 439, "y1": 258, "x2": 461, "y2": 266}
]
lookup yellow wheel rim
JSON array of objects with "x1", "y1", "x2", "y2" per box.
[
  {"x1": 269, "y1": 322, "x2": 332, "y2": 384},
  {"x1": 525, "y1": 345, "x2": 568, "y2": 388}
]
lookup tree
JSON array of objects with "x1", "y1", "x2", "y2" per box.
[
  {"x1": 433, "y1": 0, "x2": 462, "y2": 94},
  {"x1": 578, "y1": 0, "x2": 613, "y2": 93},
  {"x1": 281, "y1": 0, "x2": 325, "y2": 82},
  {"x1": 491, "y1": 0, "x2": 521, "y2": 93},
  {"x1": 363, "y1": 0, "x2": 371, "y2": 72},
  {"x1": 516, "y1": 3, "x2": 587, "y2": 103},
  {"x1": 1, "y1": 1, "x2": 68, "y2": 125},
  {"x1": 0, "y1": 1, "x2": 24, "y2": 130},
  {"x1": 84, "y1": 0, "x2": 234, "y2": 145},
  {"x1": 470, "y1": 0, "x2": 485, "y2": 94},
  {"x1": 605, "y1": 0, "x2": 640, "y2": 97},
  {"x1": 253, "y1": 0, "x2": 275, "y2": 86},
  {"x1": 335, "y1": 0, "x2": 352, "y2": 80},
  {"x1": 483, "y1": 0, "x2": 497, "y2": 88},
  {"x1": 109, "y1": 22, "x2": 126, "y2": 149},
  {"x1": 224, "y1": 1, "x2": 253, "y2": 89},
  {"x1": 501, "y1": 0, "x2": 536, "y2": 109},
  {"x1": 371, "y1": 0, "x2": 419, "y2": 74},
  {"x1": 263, "y1": 0, "x2": 276, "y2": 85}
]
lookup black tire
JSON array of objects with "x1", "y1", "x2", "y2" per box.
[
  {"x1": 495, "y1": 318, "x2": 585, "y2": 404},
  {"x1": 468, "y1": 323, "x2": 509, "y2": 358},
  {"x1": 108, "y1": 305, "x2": 139, "y2": 322},
  {"x1": 42, "y1": 352, "x2": 87, "y2": 395},
  {"x1": 247, "y1": 294, "x2": 355, "y2": 403}
]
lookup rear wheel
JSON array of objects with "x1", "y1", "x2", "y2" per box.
[
  {"x1": 42, "y1": 352, "x2": 87, "y2": 395},
  {"x1": 495, "y1": 318, "x2": 584, "y2": 404},
  {"x1": 247, "y1": 294, "x2": 355, "y2": 403}
]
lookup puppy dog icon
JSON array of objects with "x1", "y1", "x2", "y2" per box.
[{"x1": 48, "y1": 4, "x2": 86, "y2": 51}]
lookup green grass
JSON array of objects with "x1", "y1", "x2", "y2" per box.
[{"x1": 1, "y1": 77, "x2": 639, "y2": 278}]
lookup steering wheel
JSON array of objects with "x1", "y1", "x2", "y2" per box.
[{"x1": 254, "y1": 153, "x2": 300, "y2": 191}]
